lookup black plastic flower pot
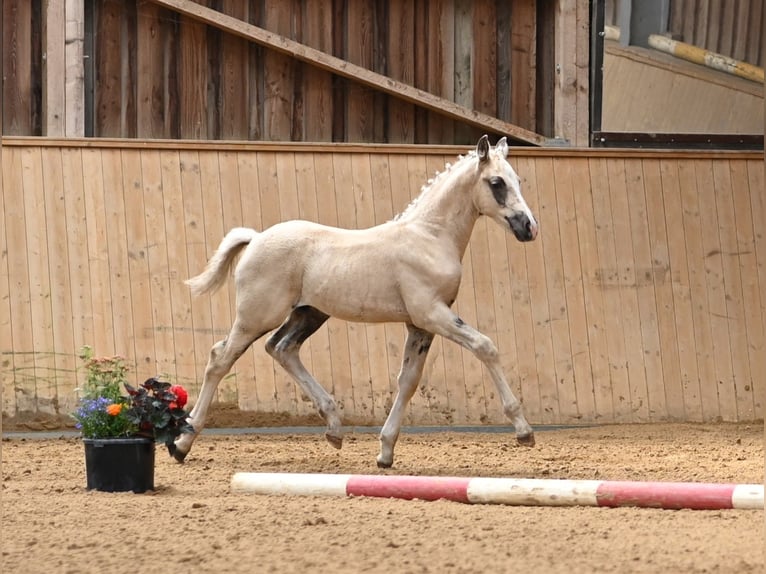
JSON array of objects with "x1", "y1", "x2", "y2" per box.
[{"x1": 83, "y1": 437, "x2": 155, "y2": 493}]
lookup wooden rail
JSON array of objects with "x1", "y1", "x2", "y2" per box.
[{"x1": 2, "y1": 140, "x2": 764, "y2": 425}]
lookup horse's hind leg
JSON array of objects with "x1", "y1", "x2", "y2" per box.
[
  {"x1": 265, "y1": 306, "x2": 344, "y2": 449},
  {"x1": 171, "y1": 319, "x2": 264, "y2": 462},
  {"x1": 377, "y1": 325, "x2": 434, "y2": 468}
]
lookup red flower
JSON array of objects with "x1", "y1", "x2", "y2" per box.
[{"x1": 170, "y1": 385, "x2": 188, "y2": 408}]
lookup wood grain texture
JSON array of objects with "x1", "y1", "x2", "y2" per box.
[{"x1": 3, "y1": 141, "x2": 763, "y2": 427}]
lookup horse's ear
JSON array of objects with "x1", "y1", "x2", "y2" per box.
[
  {"x1": 477, "y1": 135, "x2": 490, "y2": 162},
  {"x1": 496, "y1": 137, "x2": 509, "y2": 158}
]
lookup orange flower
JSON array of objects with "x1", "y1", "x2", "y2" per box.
[{"x1": 106, "y1": 403, "x2": 122, "y2": 416}]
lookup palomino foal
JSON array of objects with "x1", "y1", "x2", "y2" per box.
[{"x1": 174, "y1": 135, "x2": 538, "y2": 468}]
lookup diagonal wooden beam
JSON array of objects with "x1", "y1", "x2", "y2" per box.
[{"x1": 147, "y1": 0, "x2": 549, "y2": 146}]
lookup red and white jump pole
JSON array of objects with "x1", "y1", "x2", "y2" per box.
[{"x1": 230, "y1": 473, "x2": 764, "y2": 510}]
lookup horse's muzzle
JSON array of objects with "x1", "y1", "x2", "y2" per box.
[{"x1": 507, "y1": 213, "x2": 538, "y2": 242}]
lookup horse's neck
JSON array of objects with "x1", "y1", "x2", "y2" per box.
[{"x1": 398, "y1": 163, "x2": 479, "y2": 258}]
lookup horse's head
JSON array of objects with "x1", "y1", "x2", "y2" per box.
[{"x1": 473, "y1": 135, "x2": 538, "y2": 242}]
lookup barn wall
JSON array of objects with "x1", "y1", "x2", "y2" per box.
[
  {"x1": 1, "y1": 0, "x2": 545, "y2": 144},
  {"x1": 2, "y1": 139, "x2": 764, "y2": 425}
]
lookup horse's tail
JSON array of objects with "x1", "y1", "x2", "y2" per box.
[{"x1": 186, "y1": 227, "x2": 258, "y2": 296}]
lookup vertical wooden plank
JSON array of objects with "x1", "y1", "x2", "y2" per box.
[
  {"x1": 678, "y1": 159, "x2": 719, "y2": 421},
  {"x1": 302, "y1": 0, "x2": 334, "y2": 141},
  {"x1": 412, "y1": 0, "x2": 429, "y2": 143},
  {"x1": 95, "y1": 0, "x2": 124, "y2": 137},
  {"x1": 536, "y1": 157, "x2": 576, "y2": 420},
  {"x1": 505, "y1": 156, "x2": 542, "y2": 422},
  {"x1": 140, "y1": 151, "x2": 176, "y2": 381},
  {"x1": 345, "y1": 0, "x2": 376, "y2": 142},
  {"x1": 554, "y1": 0, "x2": 577, "y2": 144},
  {"x1": 65, "y1": 0, "x2": 86, "y2": 136},
  {"x1": 3, "y1": 147, "x2": 36, "y2": 413},
  {"x1": 21, "y1": 148, "x2": 57, "y2": 410},
  {"x1": 660, "y1": 158, "x2": 703, "y2": 420},
  {"x1": 574, "y1": 0, "x2": 590, "y2": 146},
  {"x1": 555, "y1": 157, "x2": 595, "y2": 421},
  {"x1": 43, "y1": 0, "x2": 66, "y2": 136},
  {"x1": 624, "y1": 159, "x2": 665, "y2": 421},
  {"x1": 193, "y1": 150, "x2": 245, "y2": 404},
  {"x1": 426, "y1": 0, "x2": 455, "y2": 143},
  {"x1": 608, "y1": 159, "x2": 649, "y2": 421},
  {"x1": 745, "y1": 159, "x2": 765, "y2": 418},
  {"x1": 3, "y1": 0, "x2": 34, "y2": 135},
  {"x1": 61, "y1": 148, "x2": 94, "y2": 372},
  {"x1": 745, "y1": 0, "x2": 763, "y2": 66},
  {"x1": 712, "y1": 160, "x2": 752, "y2": 420},
  {"x1": 527, "y1": 158, "x2": 559, "y2": 423},
  {"x1": 159, "y1": 150, "x2": 198, "y2": 392},
  {"x1": 696, "y1": 159, "x2": 736, "y2": 421},
  {"x1": 496, "y1": 0, "x2": 512, "y2": 123},
  {"x1": 510, "y1": 0, "x2": 537, "y2": 131},
  {"x1": 263, "y1": 0, "x2": 295, "y2": 140},
  {"x1": 574, "y1": 158, "x2": 613, "y2": 422},
  {"x1": 472, "y1": 0, "x2": 497, "y2": 116},
  {"x1": 728, "y1": 160, "x2": 761, "y2": 420},
  {"x1": 453, "y1": 0, "x2": 474, "y2": 143},
  {"x1": 179, "y1": 150, "x2": 214, "y2": 401},
  {"x1": 121, "y1": 149, "x2": 155, "y2": 382},
  {"x1": 642, "y1": 159, "x2": 685, "y2": 420},
  {"x1": 178, "y1": 8, "x2": 207, "y2": 139},
  {"x1": 81, "y1": 148, "x2": 115, "y2": 356},
  {"x1": 275, "y1": 153, "x2": 301, "y2": 222},
  {"x1": 136, "y1": 3, "x2": 169, "y2": 138},
  {"x1": 590, "y1": 157, "x2": 629, "y2": 420},
  {"x1": 218, "y1": 0, "x2": 250, "y2": 140},
  {"x1": 386, "y1": 0, "x2": 415, "y2": 143},
  {"x1": 0, "y1": 141, "x2": 13, "y2": 416},
  {"x1": 232, "y1": 151, "x2": 263, "y2": 412},
  {"x1": 40, "y1": 147, "x2": 77, "y2": 411}
]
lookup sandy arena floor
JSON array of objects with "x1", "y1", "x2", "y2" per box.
[{"x1": 2, "y1": 422, "x2": 763, "y2": 574}]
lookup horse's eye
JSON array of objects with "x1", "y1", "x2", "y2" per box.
[
  {"x1": 488, "y1": 177, "x2": 508, "y2": 206},
  {"x1": 489, "y1": 177, "x2": 506, "y2": 191}
]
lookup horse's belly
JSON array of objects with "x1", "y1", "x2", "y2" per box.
[{"x1": 303, "y1": 271, "x2": 410, "y2": 323}]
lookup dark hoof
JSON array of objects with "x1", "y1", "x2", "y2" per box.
[
  {"x1": 376, "y1": 459, "x2": 393, "y2": 469},
  {"x1": 325, "y1": 432, "x2": 343, "y2": 450},
  {"x1": 517, "y1": 433, "x2": 536, "y2": 447},
  {"x1": 168, "y1": 443, "x2": 189, "y2": 463}
]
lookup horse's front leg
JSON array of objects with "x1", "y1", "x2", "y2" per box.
[
  {"x1": 172, "y1": 322, "x2": 257, "y2": 462},
  {"x1": 377, "y1": 325, "x2": 434, "y2": 468},
  {"x1": 415, "y1": 304, "x2": 535, "y2": 446}
]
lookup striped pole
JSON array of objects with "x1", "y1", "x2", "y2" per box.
[{"x1": 230, "y1": 473, "x2": 764, "y2": 511}]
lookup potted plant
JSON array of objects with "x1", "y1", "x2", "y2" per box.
[{"x1": 72, "y1": 347, "x2": 193, "y2": 493}]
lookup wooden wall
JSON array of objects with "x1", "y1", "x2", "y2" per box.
[
  {"x1": 2, "y1": 139, "x2": 764, "y2": 426},
  {"x1": 605, "y1": 0, "x2": 764, "y2": 67},
  {"x1": 668, "y1": 0, "x2": 764, "y2": 67},
  {"x1": 603, "y1": 41, "x2": 764, "y2": 134},
  {"x1": 2, "y1": 0, "x2": 544, "y2": 144}
]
